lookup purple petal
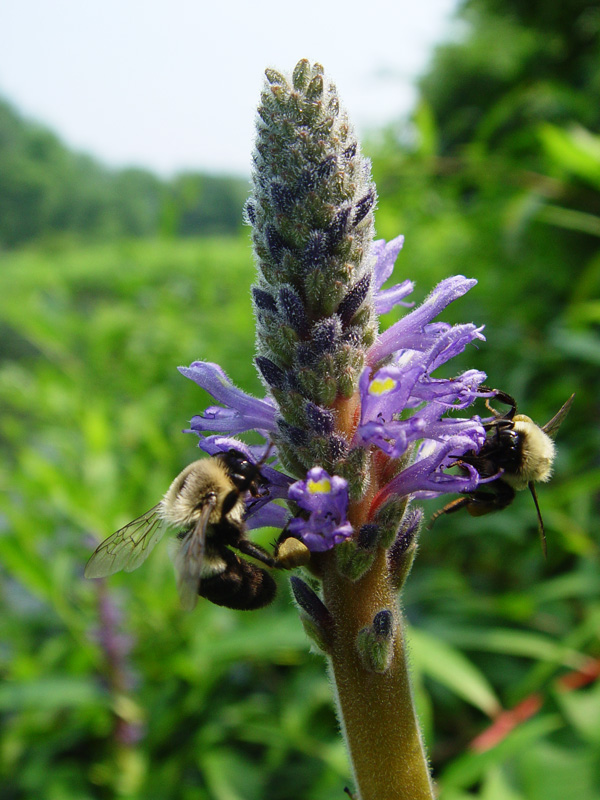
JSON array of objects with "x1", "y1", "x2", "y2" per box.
[
  {"x1": 296, "y1": 522, "x2": 354, "y2": 552},
  {"x1": 191, "y1": 434, "x2": 254, "y2": 458},
  {"x1": 372, "y1": 235, "x2": 405, "y2": 290},
  {"x1": 410, "y1": 370, "x2": 489, "y2": 408},
  {"x1": 189, "y1": 406, "x2": 263, "y2": 435},
  {"x1": 375, "y1": 280, "x2": 415, "y2": 315},
  {"x1": 357, "y1": 363, "x2": 425, "y2": 430},
  {"x1": 179, "y1": 361, "x2": 278, "y2": 433},
  {"x1": 246, "y1": 502, "x2": 290, "y2": 530},
  {"x1": 368, "y1": 276, "x2": 477, "y2": 365},
  {"x1": 372, "y1": 439, "x2": 481, "y2": 511},
  {"x1": 287, "y1": 468, "x2": 353, "y2": 552},
  {"x1": 424, "y1": 324, "x2": 486, "y2": 372}
]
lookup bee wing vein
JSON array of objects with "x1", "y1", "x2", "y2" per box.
[
  {"x1": 84, "y1": 505, "x2": 167, "y2": 578},
  {"x1": 542, "y1": 394, "x2": 575, "y2": 438}
]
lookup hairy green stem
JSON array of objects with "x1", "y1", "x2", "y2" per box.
[{"x1": 319, "y1": 549, "x2": 434, "y2": 800}]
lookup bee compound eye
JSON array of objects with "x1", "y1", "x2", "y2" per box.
[{"x1": 224, "y1": 449, "x2": 251, "y2": 473}]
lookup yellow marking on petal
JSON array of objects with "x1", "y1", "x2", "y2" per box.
[
  {"x1": 369, "y1": 376, "x2": 397, "y2": 396},
  {"x1": 307, "y1": 478, "x2": 332, "y2": 494}
]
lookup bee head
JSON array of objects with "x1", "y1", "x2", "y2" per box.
[{"x1": 220, "y1": 448, "x2": 269, "y2": 497}]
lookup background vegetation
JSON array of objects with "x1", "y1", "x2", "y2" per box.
[
  {"x1": 0, "y1": 98, "x2": 248, "y2": 247},
  {"x1": 1, "y1": 0, "x2": 599, "y2": 798}
]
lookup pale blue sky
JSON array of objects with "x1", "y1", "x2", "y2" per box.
[{"x1": 0, "y1": 0, "x2": 459, "y2": 176}]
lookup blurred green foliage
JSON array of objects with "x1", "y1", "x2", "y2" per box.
[
  {"x1": 1, "y1": 0, "x2": 600, "y2": 798},
  {"x1": 0, "y1": 100, "x2": 248, "y2": 248}
]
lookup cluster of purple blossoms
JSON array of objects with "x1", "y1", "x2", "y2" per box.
[
  {"x1": 177, "y1": 62, "x2": 490, "y2": 556},
  {"x1": 181, "y1": 234, "x2": 487, "y2": 553}
]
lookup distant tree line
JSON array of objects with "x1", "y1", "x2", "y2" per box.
[{"x1": 0, "y1": 98, "x2": 249, "y2": 248}]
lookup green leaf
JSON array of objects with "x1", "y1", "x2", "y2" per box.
[
  {"x1": 408, "y1": 627, "x2": 501, "y2": 717},
  {"x1": 0, "y1": 677, "x2": 102, "y2": 711},
  {"x1": 199, "y1": 749, "x2": 263, "y2": 800},
  {"x1": 554, "y1": 681, "x2": 600, "y2": 745},
  {"x1": 517, "y1": 741, "x2": 600, "y2": 800},
  {"x1": 535, "y1": 205, "x2": 600, "y2": 238},
  {"x1": 441, "y1": 714, "x2": 563, "y2": 790},
  {"x1": 442, "y1": 626, "x2": 588, "y2": 670},
  {"x1": 413, "y1": 100, "x2": 439, "y2": 158},
  {"x1": 480, "y1": 765, "x2": 525, "y2": 800},
  {"x1": 539, "y1": 124, "x2": 600, "y2": 190}
]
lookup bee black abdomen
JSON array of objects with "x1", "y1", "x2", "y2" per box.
[{"x1": 199, "y1": 550, "x2": 277, "y2": 610}]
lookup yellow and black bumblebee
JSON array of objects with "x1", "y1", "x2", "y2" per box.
[
  {"x1": 85, "y1": 448, "x2": 307, "y2": 610},
  {"x1": 430, "y1": 390, "x2": 574, "y2": 554}
]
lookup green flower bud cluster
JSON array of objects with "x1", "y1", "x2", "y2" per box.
[{"x1": 356, "y1": 609, "x2": 395, "y2": 673}]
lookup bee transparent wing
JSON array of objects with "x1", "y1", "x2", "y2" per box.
[
  {"x1": 542, "y1": 394, "x2": 575, "y2": 438},
  {"x1": 84, "y1": 505, "x2": 168, "y2": 578},
  {"x1": 173, "y1": 497, "x2": 215, "y2": 611}
]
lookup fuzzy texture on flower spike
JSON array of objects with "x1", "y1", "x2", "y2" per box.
[
  {"x1": 180, "y1": 60, "x2": 489, "y2": 561},
  {"x1": 356, "y1": 609, "x2": 395, "y2": 673},
  {"x1": 290, "y1": 575, "x2": 335, "y2": 653},
  {"x1": 247, "y1": 60, "x2": 378, "y2": 476}
]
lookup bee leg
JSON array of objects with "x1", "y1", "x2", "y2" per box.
[
  {"x1": 428, "y1": 497, "x2": 472, "y2": 528},
  {"x1": 465, "y1": 481, "x2": 515, "y2": 516},
  {"x1": 234, "y1": 537, "x2": 278, "y2": 568},
  {"x1": 221, "y1": 488, "x2": 241, "y2": 517},
  {"x1": 199, "y1": 549, "x2": 277, "y2": 610},
  {"x1": 528, "y1": 481, "x2": 547, "y2": 559},
  {"x1": 484, "y1": 389, "x2": 517, "y2": 420},
  {"x1": 429, "y1": 481, "x2": 515, "y2": 527}
]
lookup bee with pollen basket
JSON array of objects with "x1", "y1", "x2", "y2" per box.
[{"x1": 85, "y1": 445, "x2": 309, "y2": 610}]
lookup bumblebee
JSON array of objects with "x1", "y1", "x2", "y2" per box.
[
  {"x1": 85, "y1": 448, "x2": 307, "y2": 610},
  {"x1": 430, "y1": 390, "x2": 574, "y2": 554}
]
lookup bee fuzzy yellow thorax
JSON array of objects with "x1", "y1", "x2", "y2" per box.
[
  {"x1": 159, "y1": 459, "x2": 243, "y2": 528},
  {"x1": 506, "y1": 415, "x2": 556, "y2": 490}
]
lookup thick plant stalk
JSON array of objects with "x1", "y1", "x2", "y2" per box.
[{"x1": 321, "y1": 548, "x2": 434, "y2": 800}]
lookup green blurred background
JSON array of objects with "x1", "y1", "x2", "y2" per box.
[{"x1": 1, "y1": 1, "x2": 599, "y2": 798}]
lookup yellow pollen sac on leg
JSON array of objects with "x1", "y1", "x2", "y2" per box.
[
  {"x1": 369, "y1": 376, "x2": 397, "y2": 396},
  {"x1": 307, "y1": 477, "x2": 332, "y2": 494}
]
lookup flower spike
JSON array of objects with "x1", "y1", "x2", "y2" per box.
[{"x1": 174, "y1": 60, "x2": 495, "y2": 800}]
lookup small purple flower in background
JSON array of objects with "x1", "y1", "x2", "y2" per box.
[{"x1": 92, "y1": 583, "x2": 145, "y2": 747}]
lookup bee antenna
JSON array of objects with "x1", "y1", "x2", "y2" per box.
[{"x1": 528, "y1": 481, "x2": 547, "y2": 559}]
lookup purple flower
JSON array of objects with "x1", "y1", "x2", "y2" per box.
[
  {"x1": 179, "y1": 362, "x2": 278, "y2": 436},
  {"x1": 357, "y1": 358, "x2": 486, "y2": 505},
  {"x1": 180, "y1": 231, "x2": 489, "y2": 544},
  {"x1": 368, "y1": 276, "x2": 482, "y2": 366},
  {"x1": 287, "y1": 467, "x2": 353, "y2": 552},
  {"x1": 371, "y1": 440, "x2": 481, "y2": 515},
  {"x1": 350, "y1": 267, "x2": 488, "y2": 508}
]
